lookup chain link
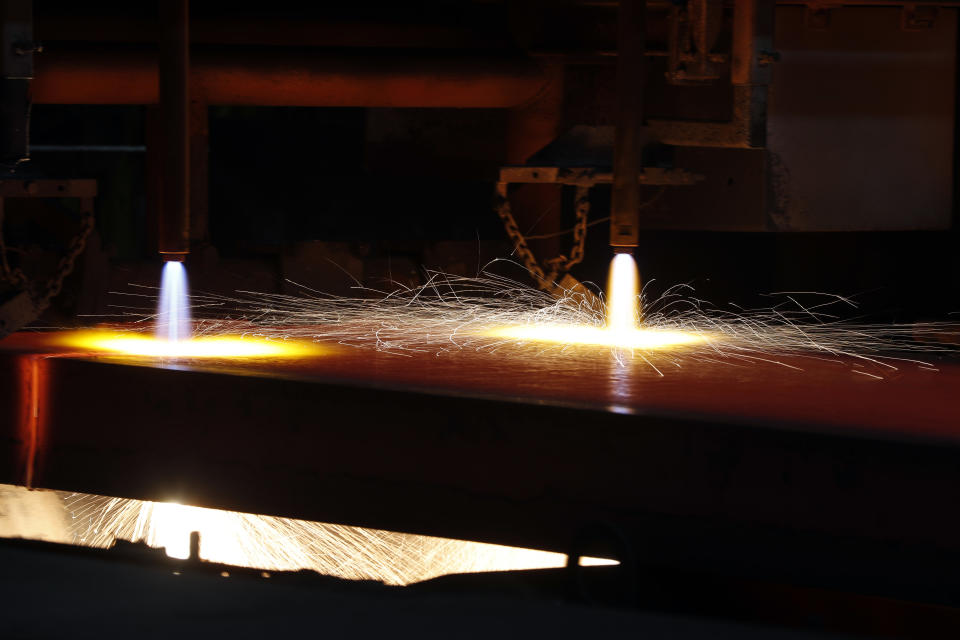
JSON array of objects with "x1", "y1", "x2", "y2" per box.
[
  {"x1": 544, "y1": 185, "x2": 590, "y2": 276},
  {"x1": 32, "y1": 205, "x2": 95, "y2": 313},
  {"x1": 0, "y1": 198, "x2": 94, "y2": 316},
  {"x1": 0, "y1": 201, "x2": 28, "y2": 290},
  {"x1": 494, "y1": 182, "x2": 549, "y2": 285},
  {"x1": 494, "y1": 182, "x2": 591, "y2": 294}
]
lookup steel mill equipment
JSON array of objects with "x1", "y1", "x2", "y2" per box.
[{"x1": 2, "y1": 1, "x2": 960, "y2": 638}]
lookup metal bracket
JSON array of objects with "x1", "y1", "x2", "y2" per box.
[
  {"x1": 498, "y1": 166, "x2": 704, "y2": 187},
  {"x1": 0, "y1": 289, "x2": 35, "y2": 338},
  {"x1": 1, "y1": 0, "x2": 34, "y2": 80},
  {"x1": 666, "y1": 0, "x2": 724, "y2": 86},
  {"x1": 902, "y1": 4, "x2": 938, "y2": 31}
]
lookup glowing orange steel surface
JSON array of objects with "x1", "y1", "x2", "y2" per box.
[
  {"x1": 485, "y1": 324, "x2": 709, "y2": 350},
  {"x1": 54, "y1": 330, "x2": 323, "y2": 359},
  {"x1": 486, "y1": 254, "x2": 711, "y2": 350}
]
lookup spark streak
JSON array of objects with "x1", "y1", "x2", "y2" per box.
[
  {"x1": 485, "y1": 254, "x2": 710, "y2": 350},
  {"x1": 91, "y1": 259, "x2": 959, "y2": 376},
  {"x1": 0, "y1": 486, "x2": 614, "y2": 585}
]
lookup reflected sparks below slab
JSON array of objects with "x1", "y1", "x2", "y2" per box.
[
  {"x1": 483, "y1": 324, "x2": 711, "y2": 350},
  {"x1": 55, "y1": 330, "x2": 323, "y2": 359}
]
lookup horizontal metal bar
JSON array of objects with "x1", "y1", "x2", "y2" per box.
[
  {"x1": 30, "y1": 145, "x2": 146, "y2": 153},
  {"x1": 498, "y1": 166, "x2": 704, "y2": 186},
  {"x1": 0, "y1": 179, "x2": 97, "y2": 198},
  {"x1": 32, "y1": 46, "x2": 556, "y2": 109}
]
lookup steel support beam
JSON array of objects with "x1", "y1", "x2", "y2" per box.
[{"x1": 31, "y1": 47, "x2": 556, "y2": 109}]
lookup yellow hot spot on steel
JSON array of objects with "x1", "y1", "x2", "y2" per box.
[
  {"x1": 486, "y1": 253, "x2": 709, "y2": 350},
  {"x1": 485, "y1": 324, "x2": 710, "y2": 350},
  {"x1": 55, "y1": 330, "x2": 323, "y2": 359}
]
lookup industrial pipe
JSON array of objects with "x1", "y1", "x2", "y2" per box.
[
  {"x1": 31, "y1": 47, "x2": 554, "y2": 109},
  {"x1": 610, "y1": 0, "x2": 645, "y2": 250},
  {"x1": 158, "y1": 0, "x2": 189, "y2": 260}
]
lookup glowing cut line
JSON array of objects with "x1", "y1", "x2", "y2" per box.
[
  {"x1": 56, "y1": 330, "x2": 322, "y2": 359},
  {"x1": 484, "y1": 324, "x2": 710, "y2": 350}
]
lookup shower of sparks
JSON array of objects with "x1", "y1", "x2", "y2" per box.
[
  {"x1": 486, "y1": 254, "x2": 711, "y2": 350},
  {"x1": 0, "y1": 487, "x2": 610, "y2": 585},
  {"x1": 54, "y1": 330, "x2": 324, "y2": 359},
  {"x1": 156, "y1": 261, "x2": 192, "y2": 343},
  {"x1": 91, "y1": 258, "x2": 960, "y2": 377}
]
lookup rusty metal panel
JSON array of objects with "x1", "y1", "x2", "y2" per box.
[
  {"x1": 767, "y1": 7, "x2": 956, "y2": 231},
  {"x1": 32, "y1": 48, "x2": 554, "y2": 109},
  {"x1": 0, "y1": 179, "x2": 97, "y2": 198},
  {"x1": 0, "y1": 353, "x2": 34, "y2": 487}
]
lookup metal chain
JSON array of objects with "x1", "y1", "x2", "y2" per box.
[
  {"x1": 31, "y1": 205, "x2": 95, "y2": 313},
  {"x1": 494, "y1": 182, "x2": 591, "y2": 293},
  {"x1": 544, "y1": 185, "x2": 590, "y2": 276},
  {"x1": 494, "y1": 182, "x2": 549, "y2": 286},
  {"x1": 0, "y1": 200, "x2": 29, "y2": 289}
]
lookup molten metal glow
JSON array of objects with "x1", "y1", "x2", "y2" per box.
[
  {"x1": 485, "y1": 324, "x2": 709, "y2": 350},
  {"x1": 156, "y1": 261, "x2": 192, "y2": 342},
  {"x1": 55, "y1": 330, "x2": 322, "y2": 359},
  {"x1": 485, "y1": 254, "x2": 710, "y2": 350}
]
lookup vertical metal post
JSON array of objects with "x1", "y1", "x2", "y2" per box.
[
  {"x1": 189, "y1": 100, "x2": 208, "y2": 245},
  {"x1": 610, "y1": 0, "x2": 645, "y2": 250},
  {"x1": 188, "y1": 530, "x2": 201, "y2": 562},
  {"x1": 145, "y1": 105, "x2": 162, "y2": 255},
  {"x1": 731, "y1": 0, "x2": 773, "y2": 148},
  {"x1": 0, "y1": 0, "x2": 35, "y2": 173},
  {"x1": 158, "y1": 0, "x2": 190, "y2": 260}
]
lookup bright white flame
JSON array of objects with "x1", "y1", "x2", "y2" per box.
[
  {"x1": 156, "y1": 261, "x2": 192, "y2": 342},
  {"x1": 606, "y1": 253, "x2": 640, "y2": 331}
]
